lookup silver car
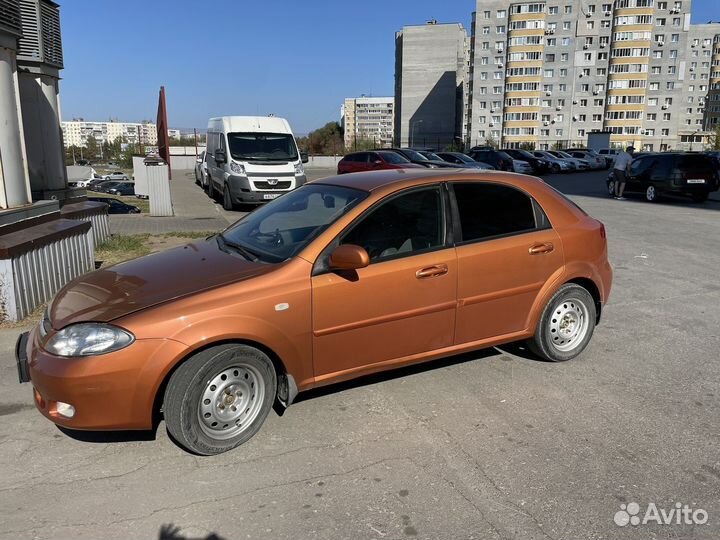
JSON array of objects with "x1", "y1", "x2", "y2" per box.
[{"x1": 533, "y1": 151, "x2": 574, "y2": 173}]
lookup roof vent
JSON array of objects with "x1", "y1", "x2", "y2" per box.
[
  {"x1": 0, "y1": 0, "x2": 22, "y2": 35},
  {"x1": 17, "y1": 0, "x2": 63, "y2": 68}
]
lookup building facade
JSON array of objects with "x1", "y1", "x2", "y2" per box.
[
  {"x1": 465, "y1": 0, "x2": 720, "y2": 150},
  {"x1": 343, "y1": 96, "x2": 394, "y2": 149},
  {"x1": 61, "y1": 120, "x2": 158, "y2": 147},
  {"x1": 395, "y1": 21, "x2": 468, "y2": 149}
]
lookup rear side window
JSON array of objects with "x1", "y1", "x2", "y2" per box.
[
  {"x1": 675, "y1": 155, "x2": 715, "y2": 173},
  {"x1": 453, "y1": 183, "x2": 537, "y2": 242}
]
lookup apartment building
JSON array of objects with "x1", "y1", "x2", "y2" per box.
[
  {"x1": 343, "y1": 96, "x2": 394, "y2": 149},
  {"x1": 61, "y1": 120, "x2": 158, "y2": 147},
  {"x1": 466, "y1": 0, "x2": 720, "y2": 150},
  {"x1": 395, "y1": 21, "x2": 468, "y2": 149}
]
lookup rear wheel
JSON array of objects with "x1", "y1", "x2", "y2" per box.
[
  {"x1": 645, "y1": 184, "x2": 658, "y2": 202},
  {"x1": 163, "y1": 344, "x2": 277, "y2": 455},
  {"x1": 691, "y1": 191, "x2": 709, "y2": 203},
  {"x1": 528, "y1": 284, "x2": 596, "y2": 362},
  {"x1": 552, "y1": 164, "x2": 560, "y2": 174}
]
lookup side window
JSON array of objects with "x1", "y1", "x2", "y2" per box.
[
  {"x1": 341, "y1": 187, "x2": 444, "y2": 262},
  {"x1": 629, "y1": 157, "x2": 650, "y2": 175},
  {"x1": 453, "y1": 183, "x2": 537, "y2": 242}
]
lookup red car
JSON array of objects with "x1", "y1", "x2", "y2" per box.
[{"x1": 337, "y1": 150, "x2": 425, "y2": 174}]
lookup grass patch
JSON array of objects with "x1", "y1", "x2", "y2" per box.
[
  {"x1": 161, "y1": 231, "x2": 216, "y2": 239},
  {"x1": 96, "y1": 234, "x2": 151, "y2": 267}
]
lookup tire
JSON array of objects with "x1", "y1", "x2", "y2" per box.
[
  {"x1": 163, "y1": 344, "x2": 277, "y2": 455},
  {"x1": 691, "y1": 192, "x2": 708, "y2": 203},
  {"x1": 528, "y1": 284, "x2": 596, "y2": 362},
  {"x1": 223, "y1": 184, "x2": 234, "y2": 211},
  {"x1": 645, "y1": 184, "x2": 658, "y2": 202},
  {"x1": 552, "y1": 164, "x2": 560, "y2": 174},
  {"x1": 607, "y1": 180, "x2": 616, "y2": 197}
]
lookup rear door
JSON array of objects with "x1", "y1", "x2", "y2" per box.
[{"x1": 450, "y1": 182, "x2": 564, "y2": 343}]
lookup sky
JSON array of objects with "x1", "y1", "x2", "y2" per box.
[{"x1": 59, "y1": 0, "x2": 718, "y2": 135}]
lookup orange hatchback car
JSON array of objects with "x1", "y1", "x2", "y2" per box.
[{"x1": 17, "y1": 170, "x2": 612, "y2": 454}]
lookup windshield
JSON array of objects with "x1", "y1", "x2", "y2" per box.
[
  {"x1": 556, "y1": 151, "x2": 573, "y2": 159},
  {"x1": 220, "y1": 184, "x2": 368, "y2": 263},
  {"x1": 401, "y1": 149, "x2": 427, "y2": 161},
  {"x1": 228, "y1": 132, "x2": 299, "y2": 162},
  {"x1": 451, "y1": 153, "x2": 473, "y2": 163},
  {"x1": 378, "y1": 151, "x2": 410, "y2": 164},
  {"x1": 423, "y1": 152, "x2": 442, "y2": 161},
  {"x1": 515, "y1": 150, "x2": 535, "y2": 159}
]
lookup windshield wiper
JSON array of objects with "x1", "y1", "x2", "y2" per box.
[{"x1": 217, "y1": 234, "x2": 260, "y2": 262}]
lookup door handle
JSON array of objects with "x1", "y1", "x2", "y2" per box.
[
  {"x1": 529, "y1": 242, "x2": 554, "y2": 255},
  {"x1": 416, "y1": 264, "x2": 448, "y2": 279}
]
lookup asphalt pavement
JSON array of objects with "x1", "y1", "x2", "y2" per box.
[{"x1": 1, "y1": 169, "x2": 719, "y2": 540}]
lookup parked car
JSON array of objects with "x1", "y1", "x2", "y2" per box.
[
  {"x1": 607, "y1": 152, "x2": 719, "y2": 202},
  {"x1": 385, "y1": 148, "x2": 458, "y2": 168},
  {"x1": 337, "y1": 151, "x2": 424, "y2": 174},
  {"x1": 108, "y1": 182, "x2": 136, "y2": 196},
  {"x1": 17, "y1": 170, "x2": 612, "y2": 455},
  {"x1": 548, "y1": 151, "x2": 589, "y2": 170},
  {"x1": 532, "y1": 151, "x2": 574, "y2": 173},
  {"x1": 466, "y1": 148, "x2": 514, "y2": 171},
  {"x1": 569, "y1": 148, "x2": 609, "y2": 169},
  {"x1": 512, "y1": 160, "x2": 534, "y2": 174},
  {"x1": 194, "y1": 151, "x2": 208, "y2": 188},
  {"x1": 88, "y1": 197, "x2": 141, "y2": 214},
  {"x1": 416, "y1": 150, "x2": 488, "y2": 169},
  {"x1": 597, "y1": 148, "x2": 620, "y2": 166},
  {"x1": 87, "y1": 177, "x2": 107, "y2": 190},
  {"x1": 567, "y1": 151, "x2": 604, "y2": 170},
  {"x1": 501, "y1": 149, "x2": 550, "y2": 174},
  {"x1": 434, "y1": 151, "x2": 495, "y2": 169},
  {"x1": 103, "y1": 171, "x2": 130, "y2": 181},
  {"x1": 92, "y1": 181, "x2": 124, "y2": 193}
]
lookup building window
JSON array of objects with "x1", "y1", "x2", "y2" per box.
[
  {"x1": 565, "y1": 5, "x2": 572, "y2": 13},
  {"x1": 483, "y1": 26, "x2": 490, "y2": 34},
  {"x1": 563, "y1": 21, "x2": 571, "y2": 30},
  {"x1": 650, "y1": 82, "x2": 660, "y2": 90},
  {"x1": 560, "y1": 68, "x2": 568, "y2": 76},
  {"x1": 584, "y1": 53, "x2": 592, "y2": 61},
  {"x1": 647, "y1": 113, "x2": 657, "y2": 120},
  {"x1": 480, "y1": 72, "x2": 488, "y2": 80},
  {"x1": 661, "y1": 129, "x2": 669, "y2": 136},
  {"x1": 601, "y1": 20, "x2": 611, "y2": 28},
  {"x1": 669, "y1": 50, "x2": 677, "y2": 58},
  {"x1": 559, "y1": 83, "x2": 567, "y2": 91},
  {"x1": 497, "y1": 9, "x2": 506, "y2": 17},
  {"x1": 653, "y1": 50, "x2": 663, "y2": 58},
  {"x1": 481, "y1": 57, "x2": 489, "y2": 65},
  {"x1": 561, "y1": 53, "x2": 569, "y2": 61},
  {"x1": 544, "y1": 69, "x2": 554, "y2": 77},
  {"x1": 656, "y1": 18, "x2": 666, "y2": 26},
  {"x1": 549, "y1": 6, "x2": 559, "y2": 14},
  {"x1": 667, "y1": 66, "x2": 676, "y2": 74},
  {"x1": 482, "y1": 42, "x2": 490, "y2": 50},
  {"x1": 562, "y1": 37, "x2": 570, "y2": 46},
  {"x1": 547, "y1": 38, "x2": 557, "y2": 46},
  {"x1": 577, "y1": 129, "x2": 586, "y2": 137},
  {"x1": 672, "y1": 17, "x2": 680, "y2": 26},
  {"x1": 648, "y1": 97, "x2": 658, "y2": 105},
  {"x1": 602, "y1": 3, "x2": 612, "y2": 10},
  {"x1": 546, "y1": 53, "x2": 556, "y2": 62},
  {"x1": 663, "y1": 113, "x2": 671, "y2": 120},
  {"x1": 497, "y1": 25, "x2": 506, "y2": 33},
  {"x1": 671, "y1": 33, "x2": 679, "y2": 42},
  {"x1": 556, "y1": 129, "x2": 564, "y2": 136},
  {"x1": 652, "y1": 66, "x2": 661, "y2": 74},
  {"x1": 587, "y1": 21, "x2": 595, "y2": 29},
  {"x1": 666, "y1": 81, "x2": 675, "y2": 89},
  {"x1": 483, "y1": 10, "x2": 491, "y2": 18}
]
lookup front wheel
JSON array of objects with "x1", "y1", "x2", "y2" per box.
[
  {"x1": 645, "y1": 184, "x2": 658, "y2": 202},
  {"x1": 223, "y1": 184, "x2": 235, "y2": 211},
  {"x1": 528, "y1": 284, "x2": 596, "y2": 362},
  {"x1": 163, "y1": 344, "x2": 277, "y2": 455}
]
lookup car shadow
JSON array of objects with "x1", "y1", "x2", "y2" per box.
[
  {"x1": 291, "y1": 344, "x2": 542, "y2": 407},
  {"x1": 57, "y1": 425, "x2": 157, "y2": 443}
]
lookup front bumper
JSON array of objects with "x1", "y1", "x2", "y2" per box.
[
  {"x1": 227, "y1": 174, "x2": 306, "y2": 204},
  {"x1": 21, "y1": 326, "x2": 188, "y2": 430}
]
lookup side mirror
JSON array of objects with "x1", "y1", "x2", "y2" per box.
[
  {"x1": 373, "y1": 159, "x2": 382, "y2": 165},
  {"x1": 328, "y1": 244, "x2": 370, "y2": 271},
  {"x1": 300, "y1": 151, "x2": 309, "y2": 164},
  {"x1": 215, "y1": 150, "x2": 227, "y2": 164}
]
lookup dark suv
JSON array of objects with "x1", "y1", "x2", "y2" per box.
[
  {"x1": 501, "y1": 149, "x2": 550, "y2": 174},
  {"x1": 608, "y1": 152, "x2": 719, "y2": 202},
  {"x1": 466, "y1": 148, "x2": 514, "y2": 171}
]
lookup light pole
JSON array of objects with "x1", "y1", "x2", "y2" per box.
[{"x1": 411, "y1": 120, "x2": 423, "y2": 147}]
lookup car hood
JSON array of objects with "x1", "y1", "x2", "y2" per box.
[{"x1": 49, "y1": 237, "x2": 274, "y2": 329}]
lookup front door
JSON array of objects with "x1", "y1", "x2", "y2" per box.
[
  {"x1": 450, "y1": 182, "x2": 565, "y2": 343},
  {"x1": 311, "y1": 186, "x2": 457, "y2": 380}
]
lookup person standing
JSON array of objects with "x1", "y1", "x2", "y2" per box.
[{"x1": 612, "y1": 146, "x2": 634, "y2": 200}]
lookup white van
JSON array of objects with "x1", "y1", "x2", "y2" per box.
[{"x1": 206, "y1": 116, "x2": 308, "y2": 209}]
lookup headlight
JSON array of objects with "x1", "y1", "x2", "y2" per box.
[
  {"x1": 44, "y1": 323, "x2": 135, "y2": 357},
  {"x1": 294, "y1": 162, "x2": 304, "y2": 175},
  {"x1": 230, "y1": 161, "x2": 246, "y2": 175}
]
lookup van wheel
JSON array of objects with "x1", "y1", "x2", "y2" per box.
[
  {"x1": 528, "y1": 284, "x2": 596, "y2": 362},
  {"x1": 223, "y1": 185, "x2": 235, "y2": 210},
  {"x1": 163, "y1": 344, "x2": 277, "y2": 455},
  {"x1": 691, "y1": 192, "x2": 708, "y2": 203},
  {"x1": 645, "y1": 184, "x2": 658, "y2": 202}
]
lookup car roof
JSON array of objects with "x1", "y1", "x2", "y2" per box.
[{"x1": 310, "y1": 168, "x2": 542, "y2": 193}]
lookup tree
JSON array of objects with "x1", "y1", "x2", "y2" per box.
[
  {"x1": 84, "y1": 135, "x2": 99, "y2": 159},
  {"x1": 484, "y1": 135, "x2": 499, "y2": 149},
  {"x1": 347, "y1": 136, "x2": 377, "y2": 152},
  {"x1": 518, "y1": 142, "x2": 536, "y2": 151},
  {"x1": 707, "y1": 124, "x2": 720, "y2": 151},
  {"x1": 296, "y1": 122, "x2": 344, "y2": 155}
]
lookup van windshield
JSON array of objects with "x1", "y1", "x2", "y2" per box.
[{"x1": 228, "y1": 132, "x2": 299, "y2": 162}]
